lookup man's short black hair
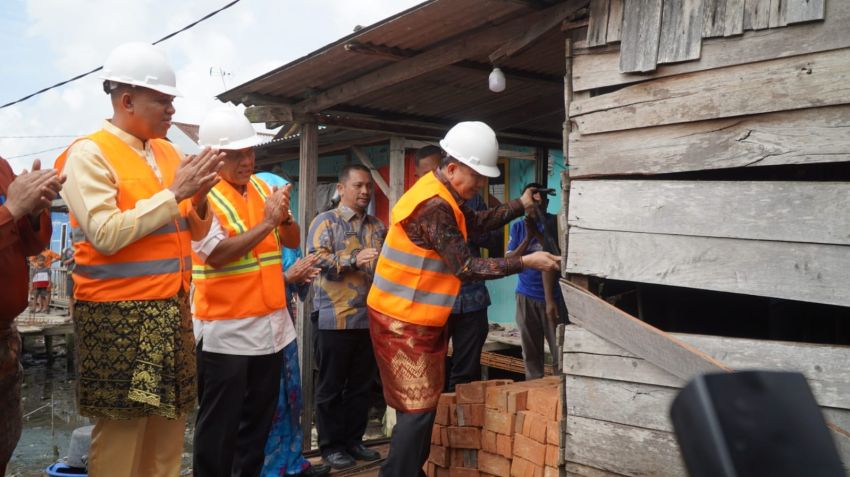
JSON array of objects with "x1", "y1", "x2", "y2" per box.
[
  {"x1": 339, "y1": 164, "x2": 371, "y2": 183},
  {"x1": 414, "y1": 145, "x2": 443, "y2": 167},
  {"x1": 440, "y1": 155, "x2": 460, "y2": 168}
]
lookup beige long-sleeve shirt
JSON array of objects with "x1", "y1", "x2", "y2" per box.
[{"x1": 60, "y1": 120, "x2": 210, "y2": 255}]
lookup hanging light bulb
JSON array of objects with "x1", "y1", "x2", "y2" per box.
[{"x1": 488, "y1": 67, "x2": 506, "y2": 93}]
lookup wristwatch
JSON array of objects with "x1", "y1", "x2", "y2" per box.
[{"x1": 349, "y1": 248, "x2": 362, "y2": 269}]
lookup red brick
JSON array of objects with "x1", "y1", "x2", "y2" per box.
[
  {"x1": 546, "y1": 420, "x2": 560, "y2": 445},
  {"x1": 432, "y1": 424, "x2": 444, "y2": 445},
  {"x1": 543, "y1": 466, "x2": 559, "y2": 477},
  {"x1": 449, "y1": 449, "x2": 477, "y2": 468},
  {"x1": 545, "y1": 444, "x2": 559, "y2": 468},
  {"x1": 436, "y1": 466, "x2": 451, "y2": 477},
  {"x1": 480, "y1": 474, "x2": 499, "y2": 477},
  {"x1": 441, "y1": 427, "x2": 449, "y2": 447},
  {"x1": 511, "y1": 457, "x2": 544, "y2": 477},
  {"x1": 496, "y1": 433, "x2": 513, "y2": 458},
  {"x1": 478, "y1": 451, "x2": 511, "y2": 476},
  {"x1": 426, "y1": 461, "x2": 436, "y2": 477},
  {"x1": 481, "y1": 430, "x2": 498, "y2": 454},
  {"x1": 435, "y1": 404, "x2": 451, "y2": 426},
  {"x1": 513, "y1": 433, "x2": 546, "y2": 466},
  {"x1": 456, "y1": 381, "x2": 488, "y2": 404},
  {"x1": 447, "y1": 426, "x2": 481, "y2": 449},
  {"x1": 486, "y1": 386, "x2": 528, "y2": 413},
  {"x1": 518, "y1": 411, "x2": 549, "y2": 443},
  {"x1": 429, "y1": 445, "x2": 449, "y2": 467},
  {"x1": 450, "y1": 404, "x2": 459, "y2": 426},
  {"x1": 484, "y1": 408, "x2": 515, "y2": 435},
  {"x1": 439, "y1": 392, "x2": 457, "y2": 405},
  {"x1": 457, "y1": 403, "x2": 485, "y2": 427},
  {"x1": 526, "y1": 386, "x2": 560, "y2": 421},
  {"x1": 449, "y1": 468, "x2": 480, "y2": 477}
]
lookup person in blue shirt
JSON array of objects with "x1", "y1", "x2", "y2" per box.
[{"x1": 506, "y1": 182, "x2": 565, "y2": 379}]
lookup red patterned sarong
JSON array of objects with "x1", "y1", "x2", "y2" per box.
[{"x1": 368, "y1": 307, "x2": 448, "y2": 412}]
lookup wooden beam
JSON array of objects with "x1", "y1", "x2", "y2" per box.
[
  {"x1": 568, "y1": 105, "x2": 850, "y2": 177},
  {"x1": 351, "y1": 146, "x2": 392, "y2": 198},
  {"x1": 490, "y1": 1, "x2": 578, "y2": 63},
  {"x1": 344, "y1": 41, "x2": 564, "y2": 84},
  {"x1": 296, "y1": 122, "x2": 318, "y2": 450},
  {"x1": 403, "y1": 138, "x2": 538, "y2": 161},
  {"x1": 569, "y1": 180, "x2": 850, "y2": 246},
  {"x1": 560, "y1": 280, "x2": 727, "y2": 381},
  {"x1": 244, "y1": 104, "x2": 298, "y2": 123},
  {"x1": 388, "y1": 136, "x2": 405, "y2": 206},
  {"x1": 566, "y1": 229, "x2": 850, "y2": 307},
  {"x1": 572, "y1": 48, "x2": 850, "y2": 134},
  {"x1": 296, "y1": 1, "x2": 584, "y2": 113}
]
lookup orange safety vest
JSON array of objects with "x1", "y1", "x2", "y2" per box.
[
  {"x1": 367, "y1": 171, "x2": 467, "y2": 327},
  {"x1": 192, "y1": 175, "x2": 286, "y2": 319},
  {"x1": 54, "y1": 129, "x2": 192, "y2": 302}
]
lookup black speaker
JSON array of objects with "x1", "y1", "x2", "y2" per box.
[{"x1": 670, "y1": 370, "x2": 844, "y2": 477}]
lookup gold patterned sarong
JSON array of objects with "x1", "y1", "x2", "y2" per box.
[
  {"x1": 74, "y1": 293, "x2": 196, "y2": 420},
  {"x1": 368, "y1": 307, "x2": 447, "y2": 412}
]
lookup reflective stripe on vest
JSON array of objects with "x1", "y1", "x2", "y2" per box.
[
  {"x1": 53, "y1": 129, "x2": 192, "y2": 302},
  {"x1": 192, "y1": 175, "x2": 286, "y2": 319},
  {"x1": 76, "y1": 256, "x2": 191, "y2": 279},
  {"x1": 367, "y1": 171, "x2": 467, "y2": 327}
]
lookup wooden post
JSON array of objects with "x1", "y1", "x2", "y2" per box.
[
  {"x1": 388, "y1": 136, "x2": 406, "y2": 206},
  {"x1": 297, "y1": 122, "x2": 318, "y2": 450},
  {"x1": 561, "y1": 37, "x2": 576, "y2": 282}
]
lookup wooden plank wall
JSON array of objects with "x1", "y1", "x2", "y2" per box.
[
  {"x1": 587, "y1": 0, "x2": 825, "y2": 73},
  {"x1": 562, "y1": 325, "x2": 850, "y2": 475},
  {"x1": 564, "y1": 2, "x2": 850, "y2": 307}
]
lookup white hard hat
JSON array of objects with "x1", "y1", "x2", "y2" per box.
[
  {"x1": 199, "y1": 107, "x2": 265, "y2": 150},
  {"x1": 100, "y1": 42, "x2": 182, "y2": 97},
  {"x1": 439, "y1": 121, "x2": 500, "y2": 178}
]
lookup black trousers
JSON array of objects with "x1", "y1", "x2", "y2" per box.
[
  {"x1": 193, "y1": 342, "x2": 283, "y2": 477},
  {"x1": 379, "y1": 410, "x2": 435, "y2": 477},
  {"x1": 445, "y1": 309, "x2": 489, "y2": 391},
  {"x1": 315, "y1": 328, "x2": 376, "y2": 456}
]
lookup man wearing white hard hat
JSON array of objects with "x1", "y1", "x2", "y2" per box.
[
  {"x1": 54, "y1": 42, "x2": 223, "y2": 476},
  {"x1": 191, "y1": 108, "x2": 329, "y2": 477},
  {"x1": 366, "y1": 121, "x2": 561, "y2": 476}
]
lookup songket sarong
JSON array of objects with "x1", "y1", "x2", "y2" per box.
[
  {"x1": 74, "y1": 293, "x2": 196, "y2": 420},
  {"x1": 368, "y1": 307, "x2": 448, "y2": 412}
]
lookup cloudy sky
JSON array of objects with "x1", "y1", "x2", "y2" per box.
[{"x1": 0, "y1": 0, "x2": 421, "y2": 172}]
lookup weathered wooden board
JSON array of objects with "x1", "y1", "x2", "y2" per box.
[
  {"x1": 606, "y1": 0, "x2": 624, "y2": 43},
  {"x1": 587, "y1": 0, "x2": 610, "y2": 47},
  {"x1": 768, "y1": 0, "x2": 787, "y2": 27},
  {"x1": 724, "y1": 0, "x2": 746, "y2": 35},
  {"x1": 702, "y1": 0, "x2": 727, "y2": 37},
  {"x1": 568, "y1": 180, "x2": 850, "y2": 246},
  {"x1": 562, "y1": 325, "x2": 850, "y2": 410},
  {"x1": 567, "y1": 374, "x2": 850, "y2": 432},
  {"x1": 561, "y1": 280, "x2": 728, "y2": 382},
  {"x1": 564, "y1": 415, "x2": 686, "y2": 476},
  {"x1": 568, "y1": 105, "x2": 850, "y2": 177},
  {"x1": 566, "y1": 229, "x2": 850, "y2": 307},
  {"x1": 657, "y1": 0, "x2": 703, "y2": 63},
  {"x1": 786, "y1": 0, "x2": 825, "y2": 24},
  {"x1": 566, "y1": 461, "x2": 627, "y2": 477},
  {"x1": 743, "y1": 0, "x2": 771, "y2": 30},
  {"x1": 572, "y1": 0, "x2": 850, "y2": 91},
  {"x1": 572, "y1": 48, "x2": 850, "y2": 134},
  {"x1": 619, "y1": 0, "x2": 663, "y2": 72}
]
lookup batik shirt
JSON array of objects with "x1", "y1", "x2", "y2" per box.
[{"x1": 307, "y1": 205, "x2": 387, "y2": 330}]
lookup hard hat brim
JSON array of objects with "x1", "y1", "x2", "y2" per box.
[
  {"x1": 202, "y1": 134, "x2": 266, "y2": 151},
  {"x1": 469, "y1": 163, "x2": 501, "y2": 178},
  {"x1": 99, "y1": 76, "x2": 183, "y2": 97}
]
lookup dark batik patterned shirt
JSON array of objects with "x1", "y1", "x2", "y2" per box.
[
  {"x1": 401, "y1": 169, "x2": 524, "y2": 284},
  {"x1": 308, "y1": 205, "x2": 387, "y2": 330}
]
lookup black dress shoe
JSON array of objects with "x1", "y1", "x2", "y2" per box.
[
  {"x1": 323, "y1": 451, "x2": 356, "y2": 469},
  {"x1": 347, "y1": 443, "x2": 381, "y2": 461},
  {"x1": 299, "y1": 462, "x2": 331, "y2": 476}
]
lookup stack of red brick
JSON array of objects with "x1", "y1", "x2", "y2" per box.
[{"x1": 426, "y1": 377, "x2": 562, "y2": 477}]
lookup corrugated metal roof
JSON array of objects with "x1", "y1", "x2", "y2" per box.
[{"x1": 219, "y1": 0, "x2": 571, "y2": 141}]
